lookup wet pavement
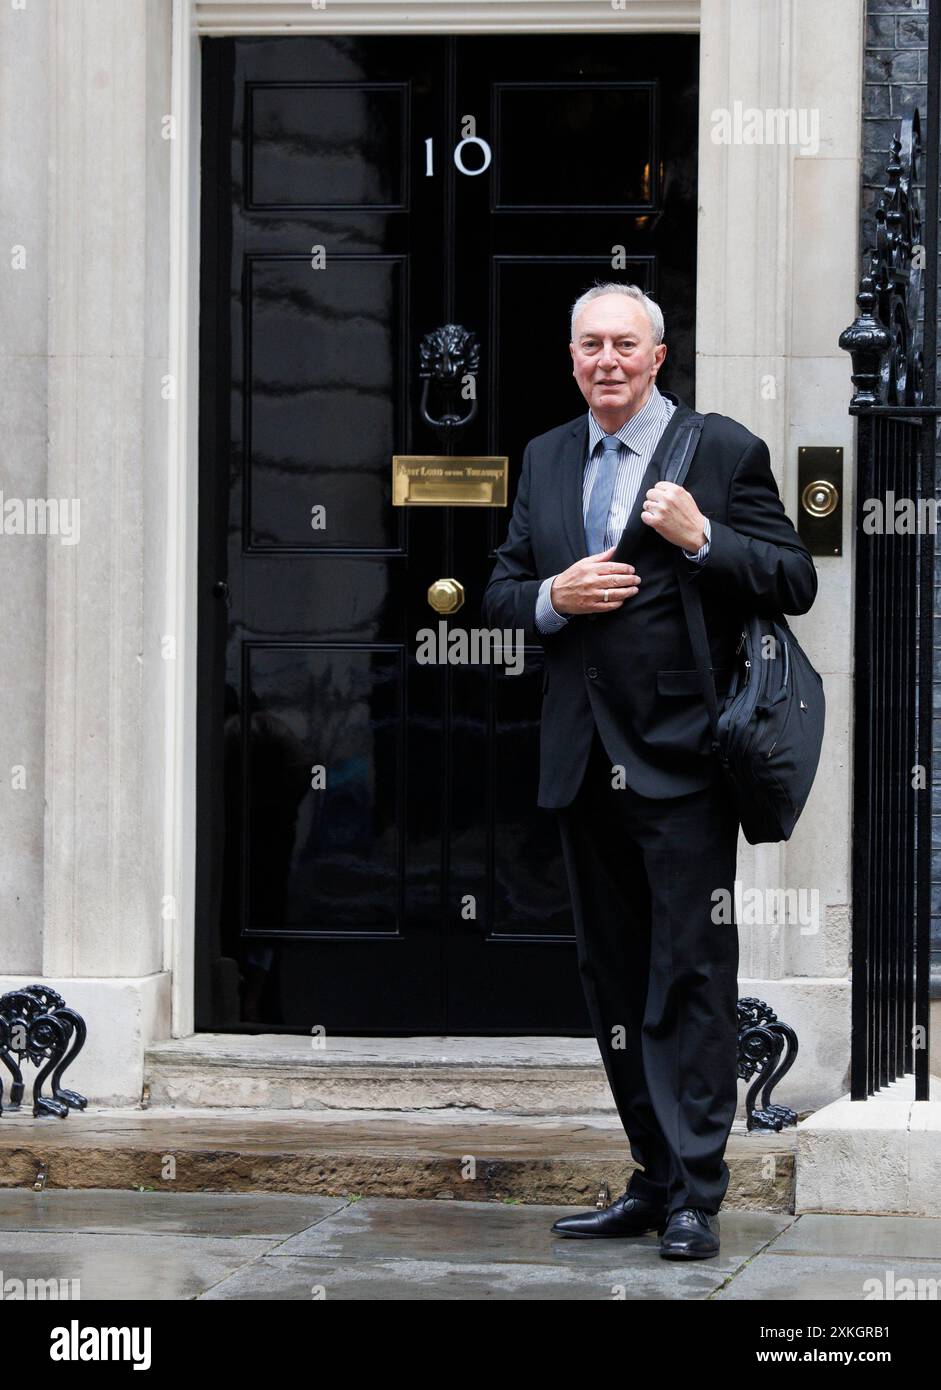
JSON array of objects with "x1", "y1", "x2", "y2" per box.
[{"x1": 0, "y1": 1189, "x2": 939, "y2": 1300}]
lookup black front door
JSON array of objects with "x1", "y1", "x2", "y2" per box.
[{"x1": 196, "y1": 32, "x2": 698, "y2": 1033}]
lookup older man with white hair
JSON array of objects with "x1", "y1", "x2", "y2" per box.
[{"x1": 482, "y1": 283, "x2": 817, "y2": 1259}]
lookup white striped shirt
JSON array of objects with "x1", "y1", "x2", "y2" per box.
[{"x1": 534, "y1": 386, "x2": 710, "y2": 633}]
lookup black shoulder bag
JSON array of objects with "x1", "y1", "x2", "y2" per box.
[{"x1": 661, "y1": 412, "x2": 826, "y2": 845}]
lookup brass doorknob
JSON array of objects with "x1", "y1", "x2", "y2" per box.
[
  {"x1": 427, "y1": 578, "x2": 465, "y2": 614},
  {"x1": 801, "y1": 479, "x2": 839, "y2": 518}
]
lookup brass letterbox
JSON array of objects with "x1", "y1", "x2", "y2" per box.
[{"x1": 392, "y1": 456, "x2": 509, "y2": 507}]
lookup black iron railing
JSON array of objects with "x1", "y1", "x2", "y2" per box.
[{"x1": 839, "y1": 0, "x2": 940, "y2": 1101}]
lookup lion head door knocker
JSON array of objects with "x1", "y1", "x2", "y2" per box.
[
  {"x1": 392, "y1": 324, "x2": 506, "y2": 507},
  {"x1": 419, "y1": 324, "x2": 481, "y2": 446}
]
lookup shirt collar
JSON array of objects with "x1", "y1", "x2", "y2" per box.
[{"x1": 587, "y1": 384, "x2": 670, "y2": 455}]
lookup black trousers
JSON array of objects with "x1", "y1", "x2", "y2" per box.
[{"x1": 555, "y1": 727, "x2": 741, "y2": 1217}]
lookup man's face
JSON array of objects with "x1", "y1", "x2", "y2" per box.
[{"x1": 569, "y1": 294, "x2": 667, "y2": 423}]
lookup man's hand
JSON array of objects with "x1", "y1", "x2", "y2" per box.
[
  {"x1": 641, "y1": 481, "x2": 707, "y2": 550},
  {"x1": 549, "y1": 545, "x2": 641, "y2": 615}
]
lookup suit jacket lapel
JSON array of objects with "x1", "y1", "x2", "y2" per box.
[
  {"x1": 560, "y1": 415, "x2": 590, "y2": 563},
  {"x1": 610, "y1": 393, "x2": 692, "y2": 564},
  {"x1": 556, "y1": 392, "x2": 693, "y2": 567}
]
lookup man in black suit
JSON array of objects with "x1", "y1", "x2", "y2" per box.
[{"x1": 481, "y1": 283, "x2": 817, "y2": 1259}]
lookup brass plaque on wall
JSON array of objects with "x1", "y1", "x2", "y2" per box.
[{"x1": 392, "y1": 456, "x2": 509, "y2": 506}]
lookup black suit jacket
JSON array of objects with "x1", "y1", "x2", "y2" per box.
[{"x1": 481, "y1": 393, "x2": 819, "y2": 808}]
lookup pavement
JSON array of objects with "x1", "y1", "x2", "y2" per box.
[{"x1": 1, "y1": 1188, "x2": 940, "y2": 1300}]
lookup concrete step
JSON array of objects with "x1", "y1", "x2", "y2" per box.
[
  {"x1": 144, "y1": 1034, "x2": 790, "y2": 1123},
  {"x1": 796, "y1": 1076, "x2": 941, "y2": 1217},
  {"x1": 0, "y1": 1106, "x2": 796, "y2": 1208},
  {"x1": 144, "y1": 1034, "x2": 615, "y2": 1114}
]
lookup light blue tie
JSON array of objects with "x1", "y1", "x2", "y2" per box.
[{"x1": 584, "y1": 433, "x2": 624, "y2": 554}]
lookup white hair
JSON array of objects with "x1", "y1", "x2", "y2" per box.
[{"x1": 569, "y1": 282, "x2": 665, "y2": 346}]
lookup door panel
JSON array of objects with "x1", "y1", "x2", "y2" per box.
[
  {"x1": 196, "y1": 33, "x2": 698, "y2": 1033},
  {"x1": 246, "y1": 256, "x2": 405, "y2": 550}
]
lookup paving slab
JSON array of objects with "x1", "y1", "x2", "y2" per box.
[
  {"x1": 712, "y1": 1253, "x2": 941, "y2": 1301},
  {"x1": 0, "y1": 1188, "x2": 345, "y2": 1238},
  {"x1": 768, "y1": 1212, "x2": 941, "y2": 1260},
  {"x1": 0, "y1": 1231, "x2": 279, "y2": 1301},
  {"x1": 197, "y1": 1254, "x2": 729, "y2": 1300},
  {"x1": 0, "y1": 1189, "x2": 936, "y2": 1301},
  {"x1": 272, "y1": 1193, "x2": 793, "y2": 1276}
]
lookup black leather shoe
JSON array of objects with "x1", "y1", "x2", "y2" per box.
[
  {"x1": 551, "y1": 1191, "x2": 667, "y2": 1238},
  {"x1": 659, "y1": 1206, "x2": 720, "y2": 1259}
]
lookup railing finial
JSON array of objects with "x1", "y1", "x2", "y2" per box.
[{"x1": 839, "y1": 110, "x2": 924, "y2": 410}]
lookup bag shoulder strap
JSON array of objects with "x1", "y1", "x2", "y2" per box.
[
  {"x1": 660, "y1": 408, "x2": 705, "y2": 489},
  {"x1": 675, "y1": 563, "x2": 722, "y2": 747},
  {"x1": 660, "y1": 413, "x2": 723, "y2": 749}
]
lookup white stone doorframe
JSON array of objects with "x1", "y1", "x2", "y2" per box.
[{"x1": 157, "y1": 0, "x2": 857, "y2": 1106}]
